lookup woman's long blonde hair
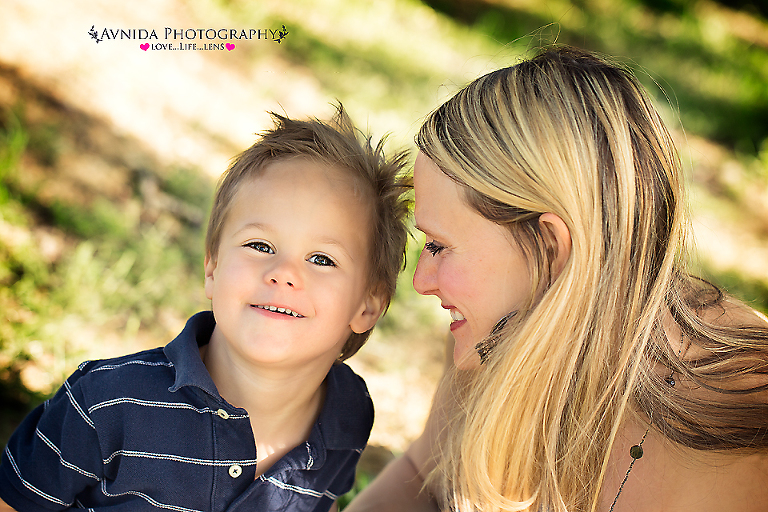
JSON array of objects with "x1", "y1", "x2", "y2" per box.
[{"x1": 417, "y1": 46, "x2": 768, "y2": 512}]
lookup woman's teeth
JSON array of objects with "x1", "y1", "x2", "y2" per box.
[
  {"x1": 255, "y1": 305, "x2": 303, "y2": 318},
  {"x1": 450, "y1": 309, "x2": 465, "y2": 321}
]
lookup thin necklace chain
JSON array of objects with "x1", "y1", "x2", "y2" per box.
[
  {"x1": 608, "y1": 330, "x2": 686, "y2": 512},
  {"x1": 608, "y1": 427, "x2": 649, "y2": 512}
]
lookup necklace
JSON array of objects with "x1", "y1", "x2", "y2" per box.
[
  {"x1": 608, "y1": 331, "x2": 686, "y2": 512},
  {"x1": 608, "y1": 427, "x2": 649, "y2": 512}
]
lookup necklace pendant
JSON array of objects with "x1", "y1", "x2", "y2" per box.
[{"x1": 629, "y1": 444, "x2": 644, "y2": 459}]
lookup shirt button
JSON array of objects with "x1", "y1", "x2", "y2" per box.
[
  {"x1": 216, "y1": 408, "x2": 230, "y2": 419},
  {"x1": 228, "y1": 464, "x2": 242, "y2": 478}
]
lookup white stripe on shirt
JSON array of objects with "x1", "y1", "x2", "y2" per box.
[
  {"x1": 88, "y1": 397, "x2": 247, "y2": 418},
  {"x1": 35, "y1": 428, "x2": 100, "y2": 481},
  {"x1": 102, "y1": 449, "x2": 259, "y2": 467},
  {"x1": 100, "y1": 480, "x2": 203, "y2": 512},
  {"x1": 64, "y1": 379, "x2": 95, "y2": 430},
  {"x1": 4, "y1": 446, "x2": 73, "y2": 507},
  {"x1": 89, "y1": 360, "x2": 174, "y2": 372},
  {"x1": 260, "y1": 475, "x2": 338, "y2": 500}
]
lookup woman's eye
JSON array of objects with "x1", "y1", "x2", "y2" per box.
[
  {"x1": 424, "y1": 241, "x2": 445, "y2": 256},
  {"x1": 308, "y1": 254, "x2": 336, "y2": 267},
  {"x1": 245, "y1": 241, "x2": 274, "y2": 254}
]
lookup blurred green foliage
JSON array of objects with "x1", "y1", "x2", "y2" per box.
[
  {"x1": 0, "y1": 107, "x2": 211, "y2": 445},
  {"x1": 420, "y1": 0, "x2": 768, "y2": 154},
  {"x1": 337, "y1": 470, "x2": 373, "y2": 510}
]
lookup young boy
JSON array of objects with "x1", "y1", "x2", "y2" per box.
[{"x1": 0, "y1": 105, "x2": 412, "y2": 511}]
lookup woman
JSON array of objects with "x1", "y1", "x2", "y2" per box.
[{"x1": 346, "y1": 46, "x2": 768, "y2": 512}]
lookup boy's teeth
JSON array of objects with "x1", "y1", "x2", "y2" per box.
[
  {"x1": 450, "y1": 309, "x2": 465, "y2": 321},
  {"x1": 256, "y1": 305, "x2": 303, "y2": 317}
]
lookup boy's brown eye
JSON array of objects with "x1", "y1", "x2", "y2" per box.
[
  {"x1": 245, "y1": 241, "x2": 274, "y2": 254},
  {"x1": 308, "y1": 254, "x2": 336, "y2": 267}
]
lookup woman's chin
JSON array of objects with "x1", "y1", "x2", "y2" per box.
[{"x1": 453, "y1": 343, "x2": 482, "y2": 370}]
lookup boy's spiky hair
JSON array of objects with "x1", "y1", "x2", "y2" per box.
[{"x1": 205, "y1": 104, "x2": 412, "y2": 360}]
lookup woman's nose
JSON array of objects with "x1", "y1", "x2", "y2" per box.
[{"x1": 412, "y1": 249, "x2": 437, "y2": 296}]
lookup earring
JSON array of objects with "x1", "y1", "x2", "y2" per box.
[
  {"x1": 476, "y1": 312, "x2": 516, "y2": 365},
  {"x1": 665, "y1": 331, "x2": 686, "y2": 387}
]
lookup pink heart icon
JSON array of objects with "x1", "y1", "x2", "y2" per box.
[
  {"x1": 140, "y1": 43, "x2": 149, "y2": 51},
  {"x1": 226, "y1": 43, "x2": 235, "y2": 51}
]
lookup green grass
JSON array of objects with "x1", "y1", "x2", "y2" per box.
[
  {"x1": 337, "y1": 470, "x2": 374, "y2": 509},
  {"x1": 0, "y1": 107, "x2": 211, "y2": 446}
]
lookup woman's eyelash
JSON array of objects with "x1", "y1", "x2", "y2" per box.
[{"x1": 424, "y1": 241, "x2": 445, "y2": 256}]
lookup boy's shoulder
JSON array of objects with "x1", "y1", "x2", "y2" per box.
[
  {"x1": 77, "y1": 345, "x2": 170, "y2": 375},
  {"x1": 68, "y1": 346, "x2": 176, "y2": 405},
  {"x1": 317, "y1": 362, "x2": 375, "y2": 451},
  {"x1": 73, "y1": 311, "x2": 214, "y2": 402}
]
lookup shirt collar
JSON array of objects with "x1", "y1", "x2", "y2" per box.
[
  {"x1": 164, "y1": 311, "x2": 221, "y2": 399},
  {"x1": 164, "y1": 311, "x2": 374, "y2": 458},
  {"x1": 312, "y1": 362, "x2": 374, "y2": 452}
]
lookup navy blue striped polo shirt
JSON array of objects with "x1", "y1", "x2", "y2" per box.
[{"x1": 0, "y1": 311, "x2": 374, "y2": 511}]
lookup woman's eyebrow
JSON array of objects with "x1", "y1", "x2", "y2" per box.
[{"x1": 414, "y1": 223, "x2": 442, "y2": 240}]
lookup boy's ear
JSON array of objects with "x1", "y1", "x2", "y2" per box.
[
  {"x1": 350, "y1": 291, "x2": 387, "y2": 334},
  {"x1": 204, "y1": 255, "x2": 217, "y2": 300},
  {"x1": 538, "y1": 212, "x2": 572, "y2": 279}
]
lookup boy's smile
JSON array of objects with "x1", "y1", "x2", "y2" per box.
[
  {"x1": 252, "y1": 304, "x2": 304, "y2": 318},
  {"x1": 204, "y1": 157, "x2": 383, "y2": 372}
]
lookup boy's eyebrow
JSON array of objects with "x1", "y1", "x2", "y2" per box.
[
  {"x1": 315, "y1": 237, "x2": 355, "y2": 261},
  {"x1": 234, "y1": 222, "x2": 270, "y2": 235}
]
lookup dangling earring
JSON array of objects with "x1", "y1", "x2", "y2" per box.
[
  {"x1": 476, "y1": 311, "x2": 516, "y2": 365},
  {"x1": 665, "y1": 331, "x2": 686, "y2": 387}
]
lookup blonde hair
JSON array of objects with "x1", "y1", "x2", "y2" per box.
[
  {"x1": 417, "y1": 46, "x2": 768, "y2": 512},
  {"x1": 206, "y1": 104, "x2": 412, "y2": 360}
]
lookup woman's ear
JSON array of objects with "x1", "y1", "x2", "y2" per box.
[{"x1": 538, "y1": 212, "x2": 572, "y2": 279}]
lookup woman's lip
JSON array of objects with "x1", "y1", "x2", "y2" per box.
[{"x1": 442, "y1": 305, "x2": 466, "y2": 329}]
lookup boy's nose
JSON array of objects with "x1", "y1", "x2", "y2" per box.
[{"x1": 265, "y1": 260, "x2": 302, "y2": 289}]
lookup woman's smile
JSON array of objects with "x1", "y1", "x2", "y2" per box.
[{"x1": 413, "y1": 152, "x2": 532, "y2": 369}]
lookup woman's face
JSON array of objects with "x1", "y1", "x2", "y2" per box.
[{"x1": 413, "y1": 152, "x2": 533, "y2": 369}]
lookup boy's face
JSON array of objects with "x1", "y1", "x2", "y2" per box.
[{"x1": 204, "y1": 158, "x2": 383, "y2": 370}]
